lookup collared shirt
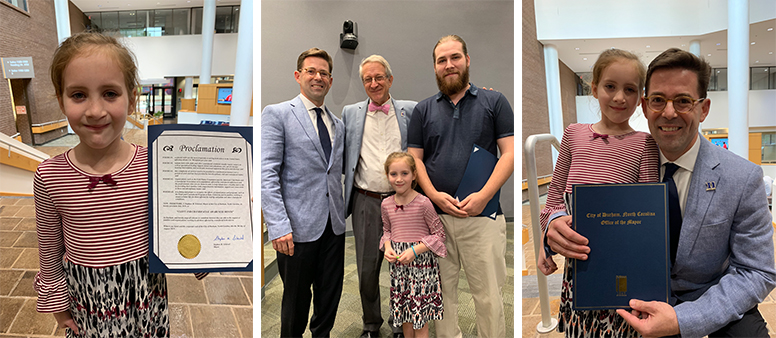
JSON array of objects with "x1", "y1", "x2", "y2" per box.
[
  {"x1": 659, "y1": 136, "x2": 701, "y2": 217},
  {"x1": 407, "y1": 83, "x2": 514, "y2": 214},
  {"x1": 355, "y1": 97, "x2": 401, "y2": 193},
  {"x1": 299, "y1": 94, "x2": 334, "y2": 143}
]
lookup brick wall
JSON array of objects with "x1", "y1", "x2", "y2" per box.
[
  {"x1": 1, "y1": 1, "x2": 88, "y2": 145},
  {"x1": 521, "y1": 0, "x2": 579, "y2": 200}
]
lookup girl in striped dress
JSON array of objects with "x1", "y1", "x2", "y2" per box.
[
  {"x1": 536, "y1": 49, "x2": 660, "y2": 337},
  {"x1": 34, "y1": 32, "x2": 203, "y2": 338},
  {"x1": 380, "y1": 152, "x2": 446, "y2": 338}
]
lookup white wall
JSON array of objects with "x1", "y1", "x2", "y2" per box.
[
  {"x1": 121, "y1": 34, "x2": 238, "y2": 80},
  {"x1": 535, "y1": 0, "x2": 776, "y2": 40},
  {"x1": 702, "y1": 90, "x2": 776, "y2": 129}
]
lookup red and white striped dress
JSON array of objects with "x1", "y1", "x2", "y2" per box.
[{"x1": 539, "y1": 123, "x2": 659, "y2": 337}]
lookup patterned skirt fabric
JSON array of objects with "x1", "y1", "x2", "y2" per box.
[
  {"x1": 63, "y1": 256, "x2": 169, "y2": 338},
  {"x1": 389, "y1": 241, "x2": 444, "y2": 330},
  {"x1": 557, "y1": 258, "x2": 638, "y2": 338}
]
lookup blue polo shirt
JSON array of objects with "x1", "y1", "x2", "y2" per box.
[{"x1": 407, "y1": 84, "x2": 514, "y2": 215}]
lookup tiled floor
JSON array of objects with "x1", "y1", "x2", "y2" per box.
[
  {"x1": 0, "y1": 125, "x2": 253, "y2": 337},
  {"x1": 520, "y1": 203, "x2": 776, "y2": 338},
  {"x1": 261, "y1": 223, "x2": 515, "y2": 337}
]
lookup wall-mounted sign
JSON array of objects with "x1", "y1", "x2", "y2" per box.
[
  {"x1": 15, "y1": 106, "x2": 27, "y2": 115},
  {"x1": 2, "y1": 57, "x2": 35, "y2": 79}
]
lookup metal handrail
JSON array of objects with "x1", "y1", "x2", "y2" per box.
[
  {"x1": 524, "y1": 133, "x2": 561, "y2": 333},
  {"x1": 0, "y1": 133, "x2": 49, "y2": 161}
]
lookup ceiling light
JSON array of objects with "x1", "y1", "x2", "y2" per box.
[
  {"x1": 768, "y1": 28, "x2": 773, "y2": 31},
  {"x1": 756, "y1": 60, "x2": 759, "y2": 63},
  {"x1": 770, "y1": 52, "x2": 774, "y2": 55},
  {"x1": 707, "y1": 54, "x2": 712, "y2": 56},
  {"x1": 646, "y1": 45, "x2": 650, "y2": 48},
  {"x1": 716, "y1": 43, "x2": 721, "y2": 46},
  {"x1": 575, "y1": 47, "x2": 579, "y2": 51},
  {"x1": 583, "y1": 58, "x2": 587, "y2": 61},
  {"x1": 751, "y1": 42, "x2": 756, "y2": 45}
]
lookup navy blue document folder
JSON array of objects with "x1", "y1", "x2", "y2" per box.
[
  {"x1": 572, "y1": 183, "x2": 670, "y2": 310},
  {"x1": 453, "y1": 144, "x2": 500, "y2": 219}
]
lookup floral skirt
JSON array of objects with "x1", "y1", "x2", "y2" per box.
[
  {"x1": 558, "y1": 258, "x2": 638, "y2": 338},
  {"x1": 389, "y1": 241, "x2": 443, "y2": 330},
  {"x1": 64, "y1": 256, "x2": 169, "y2": 338}
]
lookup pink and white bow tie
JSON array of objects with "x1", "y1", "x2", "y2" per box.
[{"x1": 368, "y1": 102, "x2": 390, "y2": 114}]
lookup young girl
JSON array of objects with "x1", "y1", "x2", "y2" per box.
[
  {"x1": 380, "y1": 152, "x2": 446, "y2": 338},
  {"x1": 34, "y1": 32, "x2": 203, "y2": 337},
  {"x1": 537, "y1": 49, "x2": 659, "y2": 337}
]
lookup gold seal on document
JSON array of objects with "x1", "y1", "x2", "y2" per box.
[{"x1": 178, "y1": 234, "x2": 201, "y2": 259}]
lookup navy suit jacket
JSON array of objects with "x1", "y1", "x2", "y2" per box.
[
  {"x1": 671, "y1": 135, "x2": 776, "y2": 337},
  {"x1": 342, "y1": 98, "x2": 416, "y2": 217},
  {"x1": 261, "y1": 96, "x2": 346, "y2": 243}
]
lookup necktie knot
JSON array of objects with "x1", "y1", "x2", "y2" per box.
[
  {"x1": 368, "y1": 101, "x2": 390, "y2": 114},
  {"x1": 663, "y1": 163, "x2": 680, "y2": 181}
]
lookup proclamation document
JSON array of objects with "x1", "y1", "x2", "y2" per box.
[{"x1": 148, "y1": 125, "x2": 253, "y2": 273}]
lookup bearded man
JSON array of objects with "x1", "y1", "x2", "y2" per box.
[{"x1": 407, "y1": 34, "x2": 514, "y2": 338}]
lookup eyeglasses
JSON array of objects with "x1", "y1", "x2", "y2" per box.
[
  {"x1": 362, "y1": 75, "x2": 387, "y2": 85},
  {"x1": 299, "y1": 67, "x2": 331, "y2": 79},
  {"x1": 644, "y1": 95, "x2": 705, "y2": 114}
]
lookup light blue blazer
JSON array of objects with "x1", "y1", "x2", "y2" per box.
[
  {"x1": 672, "y1": 135, "x2": 776, "y2": 337},
  {"x1": 261, "y1": 96, "x2": 346, "y2": 243},
  {"x1": 342, "y1": 98, "x2": 416, "y2": 218}
]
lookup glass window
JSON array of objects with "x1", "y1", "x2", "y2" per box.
[
  {"x1": 709, "y1": 68, "x2": 728, "y2": 91},
  {"x1": 232, "y1": 6, "x2": 240, "y2": 32},
  {"x1": 751, "y1": 67, "x2": 770, "y2": 90},
  {"x1": 154, "y1": 9, "x2": 173, "y2": 35},
  {"x1": 575, "y1": 72, "x2": 592, "y2": 96},
  {"x1": 136, "y1": 10, "x2": 151, "y2": 36},
  {"x1": 770, "y1": 67, "x2": 776, "y2": 89},
  {"x1": 6, "y1": 0, "x2": 27, "y2": 11},
  {"x1": 100, "y1": 12, "x2": 119, "y2": 32},
  {"x1": 192, "y1": 8, "x2": 203, "y2": 34},
  {"x1": 172, "y1": 9, "x2": 190, "y2": 35},
  {"x1": 763, "y1": 132, "x2": 776, "y2": 164},
  {"x1": 85, "y1": 12, "x2": 101, "y2": 31},
  {"x1": 214, "y1": 6, "x2": 233, "y2": 33}
]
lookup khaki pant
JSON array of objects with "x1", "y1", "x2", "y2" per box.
[{"x1": 435, "y1": 214, "x2": 507, "y2": 338}]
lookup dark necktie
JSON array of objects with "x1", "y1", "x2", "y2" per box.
[
  {"x1": 663, "y1": 163, "x2": 682, "y2": 266},
  {"x1": 314, "y1": 107, "x2": 331, "y2": 163}
]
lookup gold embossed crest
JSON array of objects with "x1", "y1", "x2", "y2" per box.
[{"x1": 178, "y1": 234, "x2": 201, "y2": 259}]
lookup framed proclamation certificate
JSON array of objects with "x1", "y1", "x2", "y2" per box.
[
  {"x1": 572, "y1": 183, "x2": 670, "y2": 310},
  {"x1": 148, "y1": 124, "x2": 253, "y2": 273}
]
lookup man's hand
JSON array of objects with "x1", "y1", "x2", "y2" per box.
[
  {"x1": 616, "y1": 299, "x2": 680, "y2": 338},
  {"x1": 430, "y1": 191, "x2": 468, "y2": 218},
  {"x1": 272, "y1": 233, "x2": 294, "y2": 256},
  {"x1": 54, "y1": 311, "x2": 79, "y2": 335},
  {"x1": 459, "y1": 191, "x2": 489, "y2": 216},
  {"x1": 546, "y1": 216, "x2": 590, "y2": 260}
]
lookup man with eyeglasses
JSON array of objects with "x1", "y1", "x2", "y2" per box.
[
  {"x1": 262, "y1": 47, "x2": 346, "y2": 337},
  {"x1": 342, "y1": 55, "x2": 416, "y2": 338},
  {"x1": 547, "y1": 47, "x2": 775, "y2": 337},
  {"x1": 408, "y1": 35, "x2": 514, "y2": 338}
]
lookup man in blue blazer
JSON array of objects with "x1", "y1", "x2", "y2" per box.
[
  {"x1": 548, "y1": 48, "x2": 776, "y2": 337},
  {"x1": 342, "y1": 54, "x2": 415, "y2": 338},
  {"x1": 261, "y1": 47, "x2": 346, "y2": 337}
]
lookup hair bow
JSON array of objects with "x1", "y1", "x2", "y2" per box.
[{"x1": 88, "y1": 174, "x2": 117, "y2": 190}]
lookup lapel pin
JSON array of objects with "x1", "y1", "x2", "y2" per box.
[{"x1": 705, "y1": 181, "x2": 716, "y2": 191}]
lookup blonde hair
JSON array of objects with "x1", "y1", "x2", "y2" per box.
[
  {"x1": 50, "y1": 32, "x2": 139, "y2": 108},
  {"x1": 384, "y1": 152, "x2": 418, "y2": 189}
]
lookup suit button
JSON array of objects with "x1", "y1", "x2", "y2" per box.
[{"x1": 326, "y1": 193, "x2": 329, "y2": 197}]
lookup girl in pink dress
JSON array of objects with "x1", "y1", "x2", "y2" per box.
[{"x1": 380, "y1": 152, "x2": 447, "y2": 338}]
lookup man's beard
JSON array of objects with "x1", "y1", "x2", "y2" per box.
[{"x1": 436, "y1": 66, "x2": 470, "y2": 96}]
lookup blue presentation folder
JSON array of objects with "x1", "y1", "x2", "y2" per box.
[
  {"x1": 453, "y1": 144, "x2": 500, "y2": 219},
  {"x1": 572, "y1": 183, "x2": 670, "y2": 310}
]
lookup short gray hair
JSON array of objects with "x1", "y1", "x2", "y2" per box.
[{"x1": 358, "y1": 54, "x2": 393, "y2": 79}]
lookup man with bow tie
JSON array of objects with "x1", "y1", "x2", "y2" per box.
[{"x1": 342, "y1": 54, "x2": 416, "y2": 338}]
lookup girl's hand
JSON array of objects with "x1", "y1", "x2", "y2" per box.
[
  {"x1": 54, "y1": 311, "x2": 79, "y2": 335},
  {"x1": 384, "y1": 243, "x2": 397, "y2": 263},
  {"x1": 537, "y1": 230, "x2": 559, "y2": 275},
  {"x1": 396, "y1": 248, "x2": 417, "y2": 265}
]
